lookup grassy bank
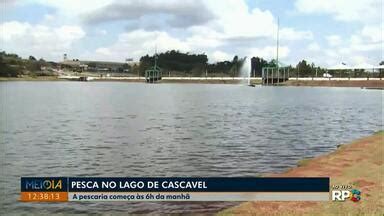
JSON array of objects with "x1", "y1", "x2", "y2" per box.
[
  {"x1": 161, "y1": 79, "x2": 261, "y2": 84},
  {"x1": 77, "y1": 77, "x2": 262, "y2": 84},
  {"x1": 282, "y1": 80, "x2": 384, "y2": 88},
  {"x1": 0, "y1": 76, "x2": 60, "y2": 81},
  {"x1": 219, "y1": 131, "x2": 384, "y2": 216},
  {"x1": 1, "y1": 77, "x2": 383, "y2": 88}
]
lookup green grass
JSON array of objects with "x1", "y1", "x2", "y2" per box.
[{"x1": 297, "y1": 158, "x2": 312, "y2": 167}]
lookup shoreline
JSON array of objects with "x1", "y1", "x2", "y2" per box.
[
  {"x1": 281, "y1": 80, "x2": 384, "y2": 88},
  {"x1": 218, "y1": 131, "x2": 384, "y2": 216},
  {"x1": 1, "y1": 76, "x2": 383, "y2": 88},
  {"x1": 0, "y1": 76, "x2": 62, "y2": 81},
  {"x1": 0, "y1": 76, "x2": 258, "y2": 84}
]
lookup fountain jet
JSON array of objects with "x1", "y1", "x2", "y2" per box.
[{"x1": 240, "y1": 57, "x2": 255, "y2": 87}]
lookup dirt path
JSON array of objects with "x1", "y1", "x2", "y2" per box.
[{"x1": 219, "y1": 131, "x2": 384, "y2": 216}]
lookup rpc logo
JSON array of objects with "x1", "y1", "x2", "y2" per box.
[{"x1": 331, "y1": 189, "x2": 361, "y2": 202}]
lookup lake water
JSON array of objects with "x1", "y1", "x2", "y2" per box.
[{"x1": 0, "y1": 82, "x2": 382, "y2": 214}]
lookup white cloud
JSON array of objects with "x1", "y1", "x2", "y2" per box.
[
  {"x1": 320, "y1": 26, "x2": 382, "y2": 66},
  {"x1": 349, "y1": 35, "x2": 382, "y2": 52},
  {"x1": 203, "y1": 0, "x2": 275, "y2": 38},
  {"x1": 307, "y1": 42, "x2": 320, "y2": 51},
  {"x1": 55, "y1": 25, "x2": 86, "y2": 42},
  {"x1": 98, "y1": 29, "x2": 107, "y2": 35},
  {"x1": 85, "y1": 0, "x2": 308, "y2": 63},
  {"x1": 95, "y1": 47, "x2": 111, "y2": 56},
  {"x1": 43, "y1": 14, "x2": 55, "y2": 22},
  {"x1": 186, "y1": 27, "x2": 223, "y2": 48},
  {"x1": 211, "y1": 50, "x2": 231, "y2": 62},
  {"x1": 181, "y1": 0, "x2": 312, "y2": 45},
  {"x1": 280, "y1": 28, "x2": 313, "y2": 41},
  {"x1": 361, "y1": 25, "x2": 383, "y2": 43},
  {"x1": 351, "y1": 55, "x2": 370, "y2": 64},
  {"x1": 186, "y1": 35, "x2": 222, "y2": 50},
  {"x1": 7, "y1": 0, "x2": 375, "y2": 67},
  {"x1": 298, "y1": 11, "x2": 382, "y2": 67},
  {"x1": 0, "y1": 21, "x2": 29, "y2": 41},
  {"x1": 32, "y1": 0, "x2": 113, "y2": 15},
  {"x1": 0, "y1": 21, "x2": 85, "y2": 59},
  {"x1": 247, "y1": 46, "x2": 290, "y2": 60},
  {"x1": 82, "y1": 0, "x2": 214, "y2": 29},
  {"x1": 295, "y1": 0, "x2": 381, "y2": 24},
  {"x1": 0, "y1": 0, "x2": 19, "y2": 8},
  {"x1": 88, "y1": 30, "x2": 190, "y2": 61},
  {"x1": 342, "y1": 25, "x2": 382, "y2": 53},
  {"x1": 326, "y1": 35, "x2": 342, "y2": 47}
]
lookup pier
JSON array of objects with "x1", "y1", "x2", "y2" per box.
[
  {"x1": 145, "y1": 66, "x2": 162, "y2": 83},
  {"x1": 144, "y1": 50, "x2": 162, "y2": 83},
  {"x1": 262, "y1": 67, "x2": 290, "y2": 85}
]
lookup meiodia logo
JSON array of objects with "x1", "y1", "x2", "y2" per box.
[{"x1": 25, "y1": 179, "x2": 63, "y2": 190}]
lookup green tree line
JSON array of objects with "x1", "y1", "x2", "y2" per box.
[
  {"x1": 0, "y1": 51, "x2": 56, "y2": 77},
  {"x1": 1, "y1": 50, "x2": 382, "y2": 78},
  {"x1": 139, "y1": 50, "x2": 248, "y2": 76}
]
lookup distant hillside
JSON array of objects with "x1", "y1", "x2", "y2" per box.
[{"x1": 0, "y1": 51, "x2": 57, "y2": 77}]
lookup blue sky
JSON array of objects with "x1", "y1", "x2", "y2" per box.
[{"x1": 1, "y1": 0, "x2": 382, "y2": 67}]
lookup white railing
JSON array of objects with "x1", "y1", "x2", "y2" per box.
[
  {"x1": 58, "y1": 75, "x2": 382, "y2": 81},
  {"x1": 288, "y1": 77, "x2": 382, "y2": 81}
]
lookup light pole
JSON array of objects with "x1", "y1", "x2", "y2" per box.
[{"x1": 125, "y1": 57, "x2": 133, "y2": 76}]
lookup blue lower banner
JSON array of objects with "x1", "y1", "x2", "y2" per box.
[{"x1": 20, "y1": 177, "x2": 330, "y2": 202}]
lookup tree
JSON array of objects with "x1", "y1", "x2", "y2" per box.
[
  {"x1": 268, "y1": 59, "x2": 278, "y2": 68},
  {"x1": 296, "y1": 60, "x2": 312, "y2": 77},
  {"x1": 88, "y1": 62, "x2": 97, "y2": 68},
  {"x1": 29, "y1": 56, "x2": 36, "y2": 61},
  {"x1": 0, "y1": 55, "x2": 19, "y2": 77},
  {"x1": 251, "y1": 57, "x2": 268, "y2": 77},
  {"x1": 379, "y1": 61, "x2": 384, "y2": 79},
  {"x1": 122, "y1": 63, "x2": 131, "y2": 72},
  {"x1": 139, "y1": 50, "x2": 208, "y2": 76},
  {"x1": 123, "y1": 63, "x2": 131, "y2": 69},
  {"x1": 232, "y1": 55, "x2": 239, "y2": 77},
  {"x1": 26, "y1": 61, "x2": 41, "y2": 72}
]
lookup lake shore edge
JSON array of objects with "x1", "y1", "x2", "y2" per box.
[
  {"x1": 1, "y1": 76, "x2": 383, "y2": 88},
  {"x1": 218, "y1": 131, "x2": 384, "y2": 216},
  {"x1": 281, "y1": 80, "x2": 384, "y2": 88}
]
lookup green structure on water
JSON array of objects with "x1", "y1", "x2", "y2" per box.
[{"x1": 145, "y1": 53, "x2": 162, "y2": 83}]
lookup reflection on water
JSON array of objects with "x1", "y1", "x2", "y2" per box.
[{"x1": 0, "y1": 82, "x2": 382, "y2": 214}]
